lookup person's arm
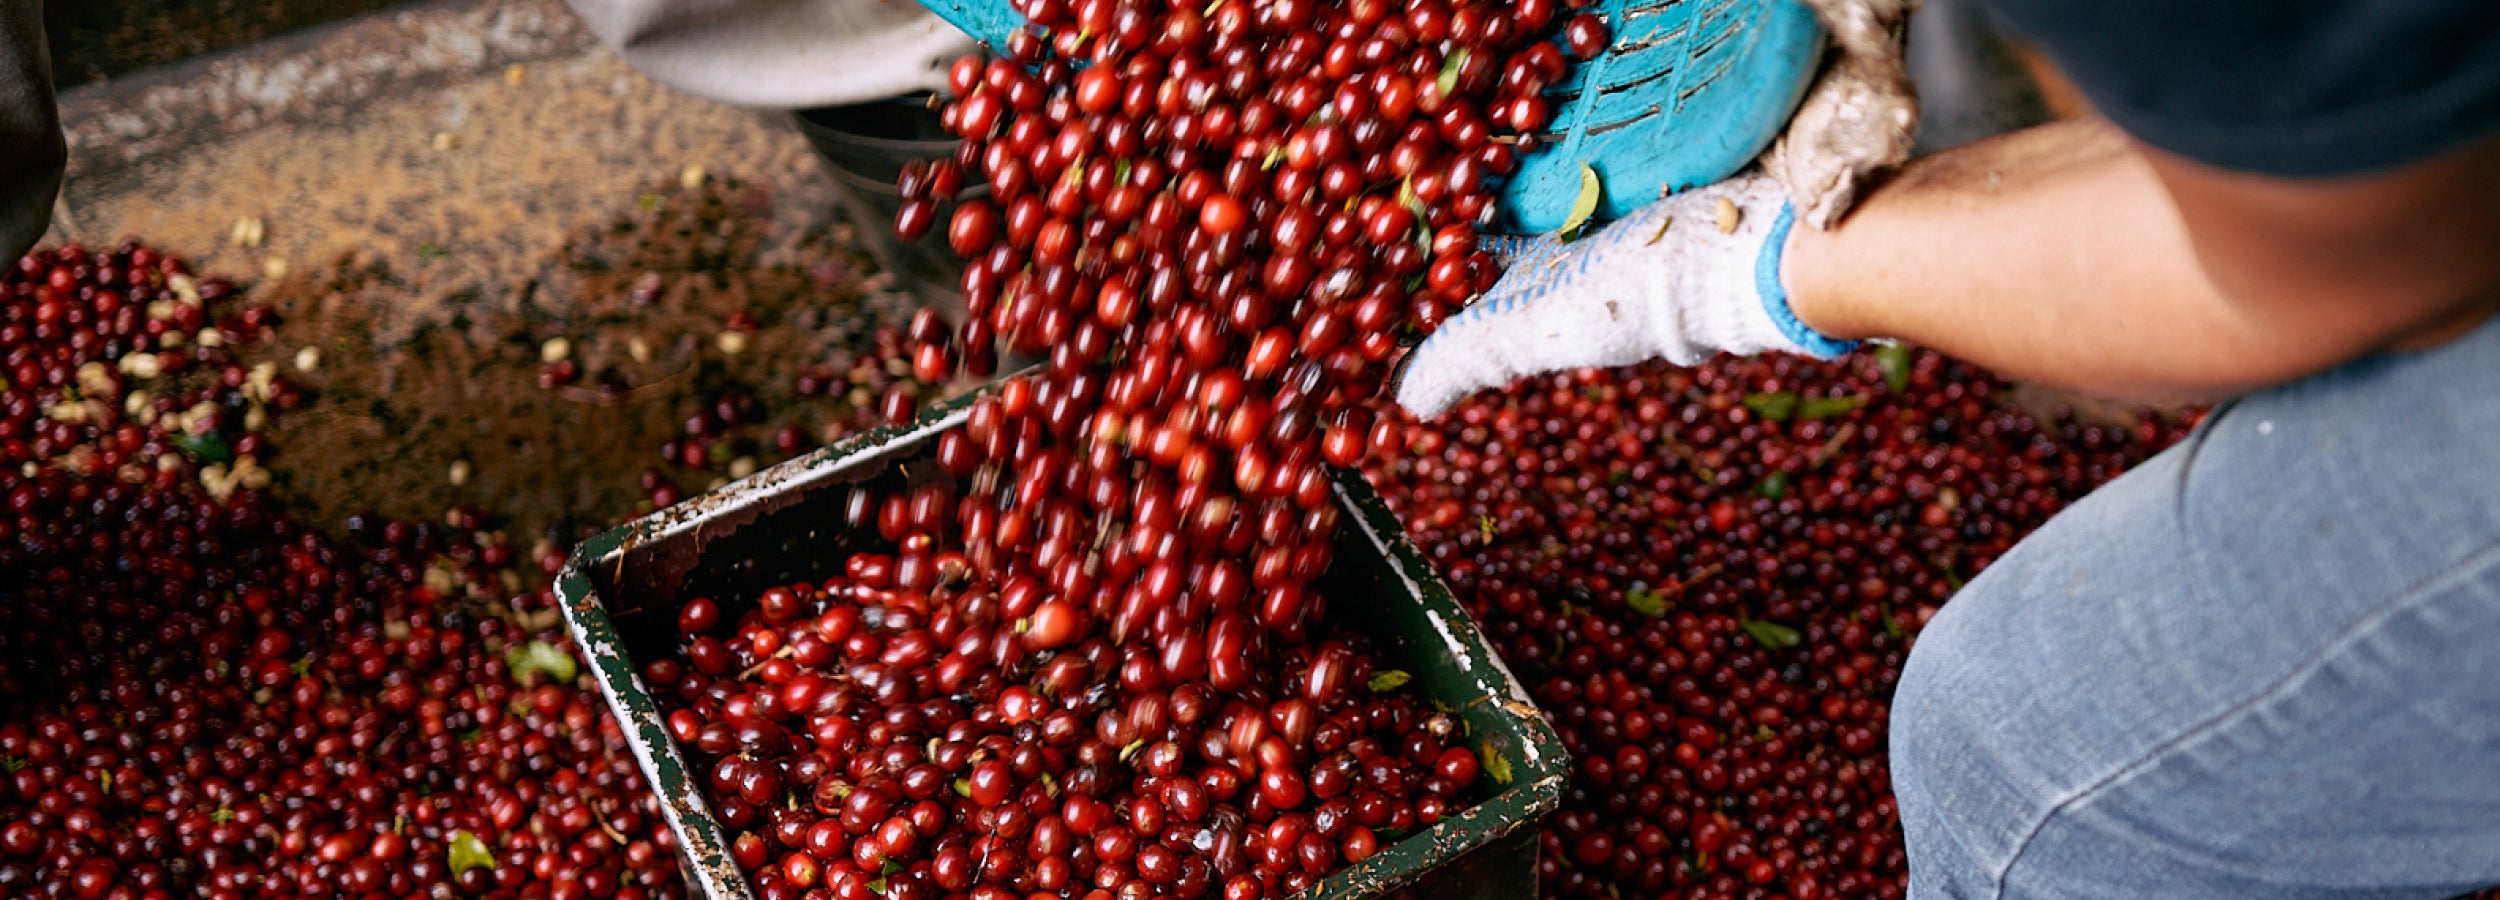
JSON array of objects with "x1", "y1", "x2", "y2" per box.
[
  {"x1": 561, "y1": 0, "x2": 971, "y2": 108},
  {"x1": 0, "y1": 0, "x2": 63, "y2": 261},
  {"x1": 1785, "y1": 115, "x2": 2500, "y2": 404}
]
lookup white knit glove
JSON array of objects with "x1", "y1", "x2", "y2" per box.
[{"x1": 1393, "y1": 174, "x2": 1859, "y2": 419}]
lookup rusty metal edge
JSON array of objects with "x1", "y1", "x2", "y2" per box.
[
  {"x1": 1299, "y1": 471, "x2": 1570, "y2": 899},
  {"x1": 555, "y1": 391, "x2": 989, "y2": 899},
  {"x1": 559, "y1": 525, "x2": 750, "y2": 898}
]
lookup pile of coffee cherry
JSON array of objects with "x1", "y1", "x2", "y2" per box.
[
  {"x1": 649, "y1": 562, "x2": 1484, "y2": 900},
  {"x1": 659, "y1": 0, "x2": 1640, "y2": 890},
  {"x1": 0, "y1": 243, "x2": 683, "y2": 899},
  {"x1": 1362, "y1": 350, "x2": 2197, "y2": 899}
]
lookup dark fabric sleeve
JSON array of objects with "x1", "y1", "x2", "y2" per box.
[
  {"x1": 0, "y1": 0, "x2": 61, "y2": 261},
  {"x1": 1972, "y1": 0, "x2": 2500, "y2": 178}
]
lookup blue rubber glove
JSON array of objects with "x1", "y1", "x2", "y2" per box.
[{"x1": 1393, "y1": 173, "x2": 1859, "y2": 419}]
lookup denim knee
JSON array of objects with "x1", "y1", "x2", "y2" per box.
[{"x1": 1891, "y1": 571, "x2": 2029, "y2": 900}]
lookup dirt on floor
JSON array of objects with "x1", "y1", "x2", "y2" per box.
[{"x1": 249, "y1": 173, "x2": 937, "y2": 541}]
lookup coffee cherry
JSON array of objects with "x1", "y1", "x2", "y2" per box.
[
  {"x1": 1363, "y1": 353, "x2": 2197, "y2": 900},
  {"x1": 1562, "y1": 12, "x2": 1608, "y2": 58}
]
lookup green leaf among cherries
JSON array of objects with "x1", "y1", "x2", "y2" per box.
[
  {"x1": 1876, "y1": 342, "x2": 1912, "y2": 393},
  {"x1": 505, "y1": 640, "x2": 579, "y2": 685},
  {"x1": 1739, "y1": 618, "x2": 1802, "y2": 649},
  {"x1": 1479, "y1": 744, "x2": 1514, "y2": 784},
  {"x1": 1625, "y1": 586, "x2": 1668, "y2": 618},
  {"x1": 1744, "y1": 391, "x2": 1866, "y2": 423},
  {"x1": 447, "y1": 830, "x2": 496, "y2": 876}
]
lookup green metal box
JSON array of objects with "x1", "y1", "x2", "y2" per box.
[{"x1": 555, "y1": 390, "x2": 1567, "y2": 899}]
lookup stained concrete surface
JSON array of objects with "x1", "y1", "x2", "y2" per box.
[
  {"x1": 50, "y1": 0, "x2": 848, "y2": 334},
  {"x1": 41, "y1": 0, "x2": 935, "y2": 539}
]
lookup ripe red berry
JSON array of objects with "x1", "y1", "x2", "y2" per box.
[
  {"x1": 1562, "y1": 12, "x2": 1608, "y2": 58},
  {"x1": 1198, "y1": 194, "x2": 1249, "y2": 235}
]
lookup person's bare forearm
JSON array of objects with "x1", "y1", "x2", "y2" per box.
[{"x1": 1782, "y1": 117, "x2": 2500, "y2": 403}]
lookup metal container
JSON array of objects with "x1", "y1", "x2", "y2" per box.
[
  {"x1": 556, "y1": 389, "x2": 1568, "y2": 899},
  {"x1": 790, "y1": 98, "x2": 977, "y2": 304}
]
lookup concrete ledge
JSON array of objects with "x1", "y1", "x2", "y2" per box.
[{"x1": 60, "y1": 0, "x2": 593, "y2": 181}]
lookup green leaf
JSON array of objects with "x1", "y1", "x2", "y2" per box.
[
  {"x1": 1878, "y1": 601, "x2": 1904, "y2": 641},
  {"x1": 1261, "y1": 144, "x2": 1286, "y2": 170},
  {"x1": 0, "y1": 755, "x2": 23, "y2": 774},
  {"x1": 505, "y1": 640, "x2": 579, "y2": 685},
  {"x1": 1119, "y1": 739, "x2": 1146, "y2": 762},
  {"x1": 1624, "y1": 587, "x2": 1667, "y2": 618},
  {"x1": 1558, "y1": 164, "x2": 1602, "y2": 242},
  {"x1": 952, "y1": 777, "x2": 972, "y2": 798},
  {"x1": 288, "y1": 657, "x2": 314, "y2": 678},
  {"x1": 417, "y1": 242, "x2": 449, "y2": 259},
  {"x1": 1742, "y1": 392, "x2": 1799, "y2": 421},
  {"x1": 172, "y1": 433, "x2": 233, "y2": 464},
  {"x1": 1876, "y1": 343, "x2": 1912, "y2": 393},
  {"x1": 1739, "y1": 618, "x2": 1802, "y2": 650},
  {"x1": 866, "y1": 877, "x2": 889, "y2": 894},
  {"x1": 636, "y1": 194, "x2": 663, "y2": 211},
  {"x1": 1477, "y1": 515, "x2": 1497, "y2": 543},
  {"x1": 1436, "y1": 49, "x2": 1468, "y2": 97},
  {"x1": 447, "y1": 830, "x2": 497, "y2": 876},
  {"x1": 209, "y1": 805, "x2": 234, "y2": 824},
  {"x1": 882, "y1": 861, "x2": 903, "y2": 876},
  {"x1": 1645, "y1": 214, "x2": 1675, "y2": 245},
  {"x1": 1366, "y1": 670, "x2": 1413, "y2": 692},
  {"x1": 1796, "y1": 395, "x2": 1867, "y2": 421},
  {"x1": 1754, "y1": 471, "x2": 1789, "y2": 500},
  {"x1": 1478, "y1": 744, "x2": 1514, "y2": 784}
]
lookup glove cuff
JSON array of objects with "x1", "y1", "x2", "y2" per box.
[{"x1": 1755, "y1": 203, "x2": 1861, "y2": 359}]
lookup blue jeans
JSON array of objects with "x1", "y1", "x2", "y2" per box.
[{"x1": 1893, "y1": 316, "x2": 2500, "y2": 899}]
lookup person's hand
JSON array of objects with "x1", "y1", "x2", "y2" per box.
[
  {"x1": 1393, "y1": 175, "x2": 1860, "y2": 418},
  {"x1": 1390, "y1": 0, "x2": 1911, "y2": 418},
  {"x1": 1768, "y1": 0, "x2": 1919, "y2": 229}
]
